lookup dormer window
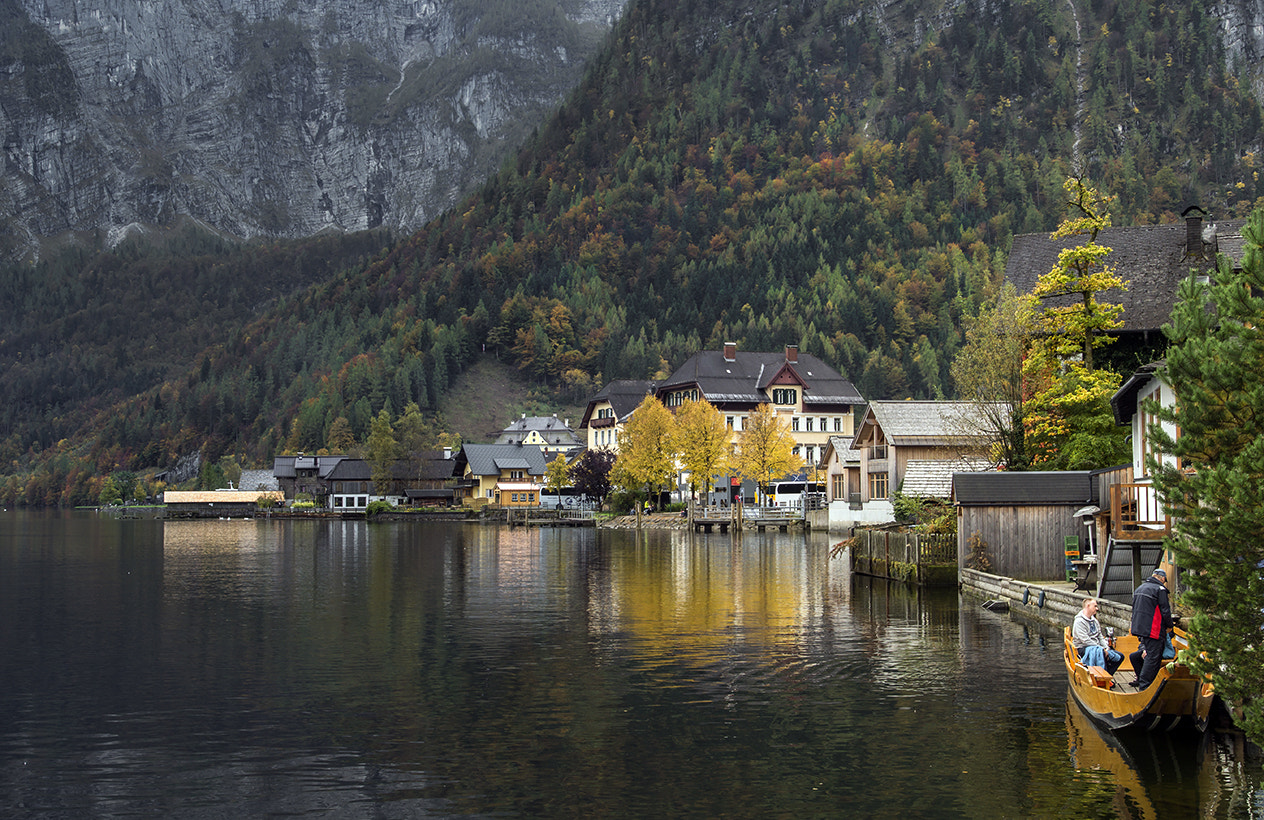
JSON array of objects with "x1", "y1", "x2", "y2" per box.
[{"x1": 772, "y1": 388, "x2": 797, "y2": 405}]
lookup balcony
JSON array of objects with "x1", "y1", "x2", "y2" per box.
[{"x1": 1110, "y1": 482, "x2": 1171, "y2": 541}]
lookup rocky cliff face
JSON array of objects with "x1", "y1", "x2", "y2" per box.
[{"x1": 0, "y1": 0, "x2": 625, "y2": 261}]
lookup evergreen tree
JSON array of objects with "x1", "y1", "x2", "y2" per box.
[
  {"x1": 1149, "y1": 208, "x2": 1264, "y2": 745},
  {"x1": 1023, "y1": 178, "x2": 1129, "y2": 469}
]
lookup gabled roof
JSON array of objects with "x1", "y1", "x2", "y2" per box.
[
  {"x1": 1110, "y1": 361, "x2": 1164, "y2": 426},
  {"x1": 272, "y1": 454, "x2": 348, "y2": 479},
  {"x1": 1005, "y1": 215, "x2": 1247, "y2": 333},
  {"x1": 326, "y1": 458, "x2": 371, "y2": 481},
  {"x1": 901, "y1": 459, "x2": 994, "y2": 499},
  {"x1": 457, "y1": 443, "x2": 551, "y2": 477},
  {"x1": 853, "y1": 401, "x2": 1002, "y2": 447},
  {"x1": 496, "y1": 415, "x2": 584, "y2": 447},
  {"x1": 579, "y1": 379, "x2": 659, "y2": 427},
  {"x1": 658, "y1": 348, "x2": 863, "y2": 406},
  {"x1": 821, "y1": 435, "x2": 861, "y2": 465}
]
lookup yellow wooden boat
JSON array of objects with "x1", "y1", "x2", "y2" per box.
[{"x1": 1063, "y1": 625, "x2": 1215, "y2": 732}]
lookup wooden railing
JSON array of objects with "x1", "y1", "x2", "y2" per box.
[{"x1": 1110, "y1": 482, "x2": 1171, "y2": 540}]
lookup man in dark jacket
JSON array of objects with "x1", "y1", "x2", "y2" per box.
[{"x1": 1128, "y1": 568, "x2": 1173, "y2": 689}]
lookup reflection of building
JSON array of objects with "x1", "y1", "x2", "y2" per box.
[{"x1": 578, "y1": 379, "x2": 659, "y2": 453}]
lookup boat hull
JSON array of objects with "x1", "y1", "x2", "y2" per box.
[{"x1": 1063, "y1": 627, "x2": 1214, "y2": 732}]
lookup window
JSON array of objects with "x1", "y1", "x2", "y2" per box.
[
  {"x1": 792, "y1": 417, "x2": 800, "y2": 432},
  {"x1": 772, "y1": 388, "x2": 797, "y2": 405},
  {"x1": 820, "y1": 417, "x2": 827, "y2": 432},
  {"x1": 511, "y1": 493, "x2": 519, "y2": 502},
  {"x1": 806, "y1": 417, "x2": 814, "y2": 432},
  {"x1": 726, "y1": 416, "x2": 734, "y2": 429},
  {"x1": 486, "y1": 489, "x2": 493, "y2": 498},
  {"x1": 805, "y1": 445, "x2": 815, "y2": 464},
  {"x1": 527, "y1": 493, "x2": 535, "y2": 503},
  {"x1": 834, "y1": 417, "x2": 843, "y2": 432},
  {"x1": 868, "y1": 472, "x2": 889, "y2": 500},
  {"x1": 832, "y1": 474, "x2": 845, "y2": 498}
]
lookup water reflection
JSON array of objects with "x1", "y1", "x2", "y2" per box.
[{"x1": 0, "y1": 512, "x2": 1259, "y2": 818}]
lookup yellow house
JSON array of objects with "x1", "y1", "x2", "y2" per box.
[
  {"x1": 453, "y1": 443, "x2": 551, "y2": 507},
  {"x1": 578, "y1": 380, "x2": 659, "y2": 453}
]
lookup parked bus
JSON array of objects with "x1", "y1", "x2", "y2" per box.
[{"x1": 767, "y1": 480, "x2": 825, "y2": 508}]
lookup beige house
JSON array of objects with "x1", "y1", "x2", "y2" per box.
[
  {"x1": 827, "y1": 401, "x2": 999, "y2": 529},
  {"x1": 452, "y1": 443, "x2": 551, "y2": 507},
  {"x1": 578, "y1": 379, "x2": 659, "y2": 453},
  {"x1": 655, "y1": 343, "x2": 864, "y2": 468}
]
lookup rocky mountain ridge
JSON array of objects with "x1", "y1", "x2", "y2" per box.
[{"x1": 0, "y1": 0, "x2": 625, "y2": 261}]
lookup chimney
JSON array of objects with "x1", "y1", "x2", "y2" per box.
[
  {"x1": 443, "y1": 447, "x2": 451, "y2": 460},
  {"x1": 785, "y1": 345, "x2": 798, "y2": 363},
  {"x1": 1183, "y1": 205, "x2": 1207, "y2": 259},
  {"x1": 724, "y1": 341, "x2": 737, "y2": 361}
]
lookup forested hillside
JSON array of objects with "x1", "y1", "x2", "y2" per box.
[{"x1": 4, "y1": 0, "x2": 1264, "y2": 504}]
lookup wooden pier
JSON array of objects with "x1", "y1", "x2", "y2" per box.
[{"x1": 690, "y1": 505, "x2": 806, "y2": 533}]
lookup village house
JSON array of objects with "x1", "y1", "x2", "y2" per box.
[
  {"x1": 656, "y1": 342, "x2": 864, "y2": 470},
  {"x1": 452, "y1": 443, "x2": 552, "y2": 507},
  {"x1": 832, "y1": 400, "x2": 998, "y2": 530},
  {"x1": 496, "y1": 414, "x2": 585, "y2": 454},
  {"x1": 1006, "y1": 206, "x2": 1246, "y2": 361},
  {"x1": 577, "y1": 379, "x2": 659, "y2": 453},
  {"x1": 272, "y1": 451, "x2": 457, "y2": 509}
]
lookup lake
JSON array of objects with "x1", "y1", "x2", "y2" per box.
[{"x1": 0, "y1": 510, "x2": 1258, "y2": 818}]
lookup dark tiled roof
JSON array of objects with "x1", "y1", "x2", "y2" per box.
[
  {"x1": 457, "y1": 443, "x2": 551, "y2": 477},
  {"x1": 1005, "y1": 217, "x2": 1246, "y2": 332},
  {"x1": 273, "y1": 455, "x2": 347, "y2": 479},
  {"x1": 953, "y1": 470, "x2": 1099, "y2": 506},
  {"x1": 496, "y1": 415, "x2": 584, "y2": 447},
  {"x1": 579, "y1": 380, "x2": 659, "y2": 427},
  {"x1": 659, "y1": 349, "x2": 863, "y2": 406}
]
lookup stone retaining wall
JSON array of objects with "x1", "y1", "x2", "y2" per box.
[{"x1": 960, "y1": 567, "x2": 1130, "y2": 632}]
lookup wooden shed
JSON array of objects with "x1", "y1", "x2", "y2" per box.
[{"x1": 953, "y1": 468, "x2": 1128, "y2": 581}]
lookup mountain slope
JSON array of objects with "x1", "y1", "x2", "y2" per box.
[
  {"x1": 5, "y1": 0, "x2": 1264, "y2": 504},
  {"x1": 0, "y1": 0, "x2": 625, "y2": 262}
]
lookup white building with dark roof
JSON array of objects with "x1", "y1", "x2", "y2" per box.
[
  {"x1": 496, "y1": 414, "x2": 584, "y2": 453},
  {"x1": 655, "y1": 342, "x2": 864, "y2": 467}
]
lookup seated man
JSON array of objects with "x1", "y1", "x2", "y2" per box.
[{"x1": 1073, "y1": 598, "x2": 1123, "y2": 676}]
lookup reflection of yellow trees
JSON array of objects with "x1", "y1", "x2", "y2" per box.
[{"x1": 603, "y1": 535, "x2": 817, "y2": 662}]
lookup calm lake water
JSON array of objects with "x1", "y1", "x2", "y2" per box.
[{"x1": 1, "y1": 510, "x2": 1259, "y2": 818}]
